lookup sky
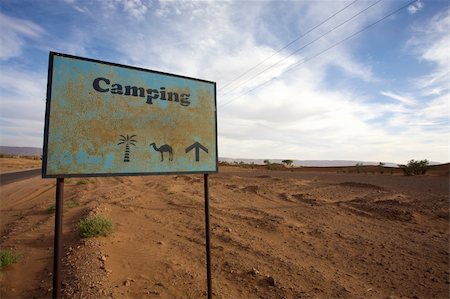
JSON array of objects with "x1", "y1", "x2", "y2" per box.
[{"x1": 0, "y1": 0, "x2": 448, "y2": 164}]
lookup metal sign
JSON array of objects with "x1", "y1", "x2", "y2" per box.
[{"x1": 43, "y1": 52, "x2": 217, "y2": 177}]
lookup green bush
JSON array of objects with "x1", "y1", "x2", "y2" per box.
[
  {"x1": 78, "y1": 216, "x2": 113, "y2": 238},
  {"x1": 0, "y1": 250, "x2": 19, "y2": 270},
  {"x1": 398, "y1": 159, "x2": 429, "y2": 176},
  {"x1": 282, "y1": 160, "x2": 293, "y2": 166}
]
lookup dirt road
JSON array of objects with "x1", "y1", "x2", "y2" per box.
[
  {"x1": 1, "y1": 166, "x2": 449, "y2": 298},
  {"x1": 0, "y1": 168, "x2": 41, "y2": 186}
]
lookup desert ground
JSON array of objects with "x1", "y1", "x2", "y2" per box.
[
  {"x1": 0, "y1": 157, "x2": 41, "y2": 173},
  {"x1": 0, "y1": 159, "x2": 449, "y2": 298}
]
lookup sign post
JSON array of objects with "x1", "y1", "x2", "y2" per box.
[
  {"x1": 204, "y1": 174, "x2": 212, "y2": 298},
  {"x1": 52, "y1": 178, "x2": 64, "y2": 299},
  {"x1": 43, "y1": 52, "x2": 217, "y2": 298}
]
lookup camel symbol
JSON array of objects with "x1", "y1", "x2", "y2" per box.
[{"x1": 150, "y1": 143, "x2": 173, "y2": 162}]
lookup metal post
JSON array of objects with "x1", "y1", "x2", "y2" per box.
[
  {"x1": 204, "y1": 174, "x2": 212, "y2": 299},
  {"x1": 52, "y1": 178, "x2": 64, "y2": 299}
]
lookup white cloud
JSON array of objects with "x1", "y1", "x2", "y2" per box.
[
  {"x1": 0, "y1": 12, "x2": 45, "y2": 60},
  {"x1": 0, "y1": 117, "x2": 44, "y2": 147},
  {"x1": 397, "y1": 8, "x2": 449, "y2": 161},
  {"x1": 407, "y1": 9, "x2": 450, "y2": 93},
  {"x1": 408, "y1": 0, "x2": 424, "y2": 15},
  {"x1": 0, "y1": 67, "x2": 46, "y2": 147},
  {"x1": 380, "y1": 91, "x2": 416, "y2": 106},
  {"x1": 121, "y1": 0, "x2": 149, "y2": 18}
]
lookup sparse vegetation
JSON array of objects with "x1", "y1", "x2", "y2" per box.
[
  {"x1": 47, "y1": 204, "x2": 56, "y2": 214},
  {"x1": 398, "y1": 159, "x2": 429, "y2": 176},
  {"x1": 78, "y1": 216, "x2": 113, "y2": 238},
  {"x1": 0, "y1": 154, "x2": 41, "y2": 160},
  {"x1": 76, "y1": 179, "x2": 91, "y2": 185},
  {"x1": 378, "y1": 162, "x2": 385, "y2": 174},
  {"x1": 282, "y1": 160, "x2": 293, "y2": 167},
  {"x1": 264, "y1": 159, "x2": 277, "y2": 170},
  {"x1": 47, "y1": 199, "x2": 80, "y2": 213},
  {"x1": 66, "y1": 199, "x2": 80, "y2": 208},
  {"x1": 0, "y1": 250, "x2": 19, "y2": 270}
]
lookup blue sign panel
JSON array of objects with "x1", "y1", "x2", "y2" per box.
[{"x1": 43, "y1": 52, "x2": 217, "y2": 177}]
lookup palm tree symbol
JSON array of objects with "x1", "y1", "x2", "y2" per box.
[{"x1": 117, "y1": 135, "x2": 137, "y2": 162}]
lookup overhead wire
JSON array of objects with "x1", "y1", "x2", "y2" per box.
[
  {"x1": 219, "y1": 0, "x2": 418, "y2": 108},
  {"x1": 218, "y1": 0, "x2": 359, "y2": 92},
  {"x1": 219, "y1": 0, "x2": 383, "y2": 100}
]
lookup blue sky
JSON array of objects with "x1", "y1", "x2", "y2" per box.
[{"x1": 0, "y1": 0, "x2": 448, "y2": 163}]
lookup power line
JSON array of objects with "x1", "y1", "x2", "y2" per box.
[
  {"x1": 220, "y1": 0, "x2": 418, "y2": 108},
  {"x1": 220, "y1": 0, "x2": 383, "y2": 100},
  {"x1": 218, "y1": 0, "x2": 359, "y2": 92}
]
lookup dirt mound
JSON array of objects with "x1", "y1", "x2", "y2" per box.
[
  {"x1": 225, "y1": 184, "x2": 239, "y2": 190},
  {"x1": 292, "y1": 193, "x2": 318, "y2": 206},
  {"x1": 241, "y1": 185, "x2": 260, "y2": 194},
  {"x1": 278, "y1": 192, "x2": 291, "y2": 201},
  {"x1": 343, "y1": 198, "x2": 413, "y2": 221},
  {"x1": 339, "y1": 181, "x2": 384, "y2": 190}
]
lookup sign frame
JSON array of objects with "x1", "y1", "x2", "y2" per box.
[{"x1": 42, "y1": 52, "x2": 218, "y2": 178}]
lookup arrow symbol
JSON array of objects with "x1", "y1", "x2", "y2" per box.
[{"x1": 185, "y1": 142, "x2": 208, "y2": 162}]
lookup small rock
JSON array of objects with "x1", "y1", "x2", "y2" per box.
[
  {"x1": 157, "y1": 241, "x2": 164, "y2": 245},
  {"x1": 266, "y1": 275, "x2": 276, "y2": 287},
  {"x1": 226, "y1": 227, "x2": 232, "y2": 233},
  {"x1": 100, "y1": 255, "x2": 107, "y2": 261},
  {"x1": 124, "y1": 280, "x2": 131, "y2": 287},
  {"x1": 249, "y1": 267, "x2": 259, "y2": 276}
]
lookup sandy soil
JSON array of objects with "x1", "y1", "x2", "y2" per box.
[
  {"x1": 0, "y1": 157, "x2": 41, "y2": 173},
  {"x1": 1, "y1": 166, "x2": 449, "y2": 298}
]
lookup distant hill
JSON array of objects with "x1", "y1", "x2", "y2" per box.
[
  {"x1": 0, "y1": 146, "x2": 42, "y2": 156},
  {"x1": 219, "y1": 158, "x2": 444, "y2": 168},
  {"x1": 0, "y1": 147, "x2": 443, "y2": 167}
]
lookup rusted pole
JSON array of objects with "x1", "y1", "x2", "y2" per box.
[
  {"x1": 52, "y1": 178, "x2": 64, "y2": 299},
  {"x1": 204, "y1": 174, "x2": 212, "y2": 299}
]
